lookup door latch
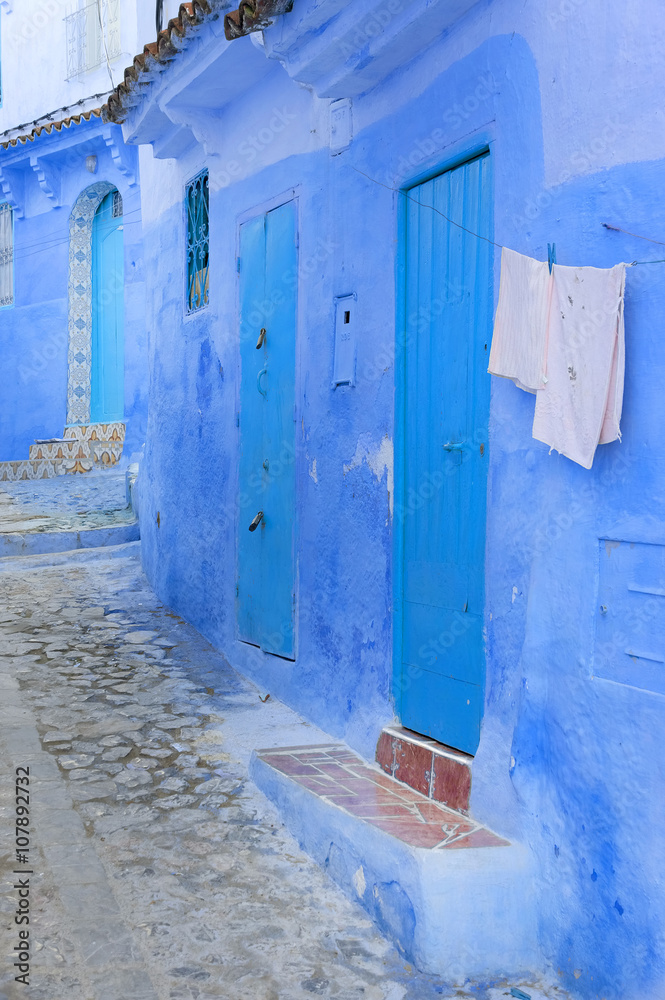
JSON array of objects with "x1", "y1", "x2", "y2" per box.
[
  {"x1": 249, "y1": 511, "x2": 264, "y2": 532},
  {"x1": 256, "y1": 328, "x2": 266, "y2": 350},
  {"x1": 443, "y1": 442, "x2": 463, "y2": 451}
]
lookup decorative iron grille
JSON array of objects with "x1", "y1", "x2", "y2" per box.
[
  {"x1": 0, "y1": 203, "x2": 14, "y2": 308},
  {"x1": 65, "y1": 0, "x2": 121, "y2": 79},
  {"x1": 112, "y1": 190, "x2": 123, "y2": 218},
  {"x1": 185, "y1": 170, "x2": 210, "y2": 314}
]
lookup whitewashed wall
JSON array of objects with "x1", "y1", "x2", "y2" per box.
[{"x1": 0, "y1": 0, "x2": 143, "y2": 134}]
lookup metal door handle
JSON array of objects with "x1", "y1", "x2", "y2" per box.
[
  {"x1": 256, "y1": 328, "x2": 266, "y2": 349},
  {"x1": 249, "y1": 511, "x2": 263, "y2": 531},
  {"x1": 257, "y1": 368, "x2": 268, "y2": 397},
  {"x1": 443, "y1": 442, "x2": 463, "y2": 451}
]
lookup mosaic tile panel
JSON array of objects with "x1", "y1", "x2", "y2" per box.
[
  {"x1": 63, "y1": 421, "x2": 125, "y2": 443},
  {"x1": 0, "y1": 423, "x2": 126, "y2": 483},
  {"x1": 66, "y1": 181, "x2": 116, "y2": 426},
  {"x1": 0, "y1": 460, "x2": 65, "y2": 482},
  {"x1": 59, "y1": 457, "x2": 94, "y2": 475},
  {"x1": 28, "y1": 440, "x2": 89, "y2": 462},
  {"x1": 256, "y1": 745, "x2": 509, "y2": 850},
  {"x1": 91, "y1": 441, "x2": 123, "y2": 467}
]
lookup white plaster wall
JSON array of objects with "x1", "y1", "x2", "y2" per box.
[{"x1": 0, "y1": 0, "x2": 143, "y2": 134}]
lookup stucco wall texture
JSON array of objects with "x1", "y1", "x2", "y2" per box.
[
  {"x1": 129, "y1": 2, "x2": 665, "y2": 997},
  {"x1": 0, "y1": 135, "x2": 148, "y2": 460}
]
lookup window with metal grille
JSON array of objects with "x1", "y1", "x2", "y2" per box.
[
  {"x1": 185, "y1": 170, "x2": 209, "y2": 314},
  {"x1": 65, "y1": 0, "x2": 121, "y2": 79},
  {"x1": 112, "y1": 190, "x2": 123, "y2": 218},
  {"x1": 0, "y1": 203, "x2": 13, "y2": 308}
]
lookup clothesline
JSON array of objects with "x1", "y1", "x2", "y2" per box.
[{"x1": 351, "y1": 166, "x2": 665, "y2": 266}]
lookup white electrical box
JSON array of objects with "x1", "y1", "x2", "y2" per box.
[
  {"x1": 333, "y1": 294, "x2": 356, "y2": 387},
  {"x1": 330, "y1": 99, "x2": 352, "y2": 154}
]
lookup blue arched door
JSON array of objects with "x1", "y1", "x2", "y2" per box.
[{"x1": 91, "y1": 191, "x2": 124, "y2": 423}]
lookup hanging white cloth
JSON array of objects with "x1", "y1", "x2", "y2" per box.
[
  {"x1": 489, "y1": 249, "x2": 626, "y2": 469},
  {"x1": 532, "y1": 262, "x2": 626, "y2": 469},
  {"x1": 488, "y1": 247, "x2": 551, "y2": 393}
]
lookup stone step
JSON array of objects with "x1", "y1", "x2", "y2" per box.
[
  {"x1": 0, "y1": 520, "x2": 140, "y2": 558},
  {"x1": 0, "y1": 540, "x2": 141, "y2": 573},
  {"x1": 376, "y1": 725, "x2": 473, "y2": 814},
  {"x1": 251, "y1": 743, "x2": 538, "y2": 980}
]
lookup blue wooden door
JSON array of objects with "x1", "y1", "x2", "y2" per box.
[
  {"x1": 398, "y1": 153, "x2": 492, "y2": 754},
  {"x1": 91, "y1": 191, "x2": 124, "y2": 423},
  {"x1": 237, "y1": 201, "x2": 297, "y2": 658}
]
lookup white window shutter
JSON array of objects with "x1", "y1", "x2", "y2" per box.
[{"x1": 0, "y1": 204, "x2": 13, "y2": 307}]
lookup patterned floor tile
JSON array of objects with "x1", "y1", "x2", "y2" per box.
[{"x1": 256, "y1": 746, "x2": 509, "y2": 850}]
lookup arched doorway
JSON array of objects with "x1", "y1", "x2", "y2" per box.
[
  {"x1": 66, "y1": 181, "x2": 124, "y2": 426},
  {"x1": 91, "y1": 191, "x2": 124, "y2": 422}
]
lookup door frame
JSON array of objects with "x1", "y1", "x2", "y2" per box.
[
  {"x1": 392, "y1": 139, "x2": 494, "y2": 736},
  {"x1": 234, "y1": 187, "x2": 301, "y2": 658},
  {"x1": 91, "y1": 191, "x2": 124, "y2": 424},
  {"x1": 66, "y1": 181, "x2": 121, "y2": 427}
]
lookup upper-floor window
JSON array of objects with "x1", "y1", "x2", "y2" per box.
[
  {"x1": 185, "y1": 170, "x2": 209, "y2": 314},
  {"x1": 0, "y1": 203, "x2": 14, "y2": 308},
  {"x1": 65, "y1": 0, "x2": 121, "y2": 79}
]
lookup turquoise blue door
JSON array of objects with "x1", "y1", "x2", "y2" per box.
[
  {"x1": 237, "y1": 200, "x2": 297, "y2": 658},
  {"x1": 91, "y1": 191, "x2": 124, "y2": 423},
  {"x1": 397, "y1": 153, "x2": 492, "y2": 755}
]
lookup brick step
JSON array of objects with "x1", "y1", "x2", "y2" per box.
[
  {"x1": 256, "y1": 744, "x2": 499, "y2": 849},
  {"x1": 251, "y1": 744, "x2": 538, "y2": 979},
  {"x1": 376, "y1": 725, "x2": 472, "y2": 814}
]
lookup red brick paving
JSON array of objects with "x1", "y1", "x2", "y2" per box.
[{"x1": 256, "y1": 745, "x2": 509, "y2": 850}]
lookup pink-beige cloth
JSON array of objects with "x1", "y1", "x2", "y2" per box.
[
  {"x1": 489, "y1": 247, "x2": 626, "y2": 469},
  {"x1": 489, "y1": 248, "x2": 551, "y2": 392}
]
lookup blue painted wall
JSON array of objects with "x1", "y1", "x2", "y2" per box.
[
  {"x1": 128, "y1": 4, "x2": 665, "y2": 997},
  {"x1": 0, "y1": 124, "x2": 147, "y2": 460}
]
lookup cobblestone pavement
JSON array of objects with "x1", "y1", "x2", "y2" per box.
[
  {"x1": 0, "y1": 547, "x2": 561, "y2": 1000},
  {"x1": 0, "y1": 470, "x2": 133, "y2": 534}
]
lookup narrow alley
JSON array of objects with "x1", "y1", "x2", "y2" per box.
[
  {"x1": 0, "y1": 538, "x2": 420, "y2": 1000},
  {"x1": 3, "y1": 2, "x2": 663, "y2": 996},
  {"x1": 0, "y1": 479, "x2": 563, "y2": 1000},
  {"x1": 0, "y1": 481, "x2": 476, "y2": 999}
]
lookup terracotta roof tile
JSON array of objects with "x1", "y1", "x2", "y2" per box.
[
  {"x1": 103, "y1": 0, "x2": 292, "y2": 125},
  {"x1": 102, "y1": 1, "x2": 213, "y2": 124},
  {"x1": 1, "y1": 109, "x2": 102, "y2": 151},
  {"x1": 224, "y1": 0, "x2": 293, "y2": 40}
]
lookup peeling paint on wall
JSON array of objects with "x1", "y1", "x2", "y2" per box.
[{"x1": 343, "y1": 434, "x2": 394, "y2": 518}]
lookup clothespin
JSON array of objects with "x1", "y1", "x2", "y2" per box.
[{"x1": 547, "y1": 242, "x2": 556, "y2": 274}]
